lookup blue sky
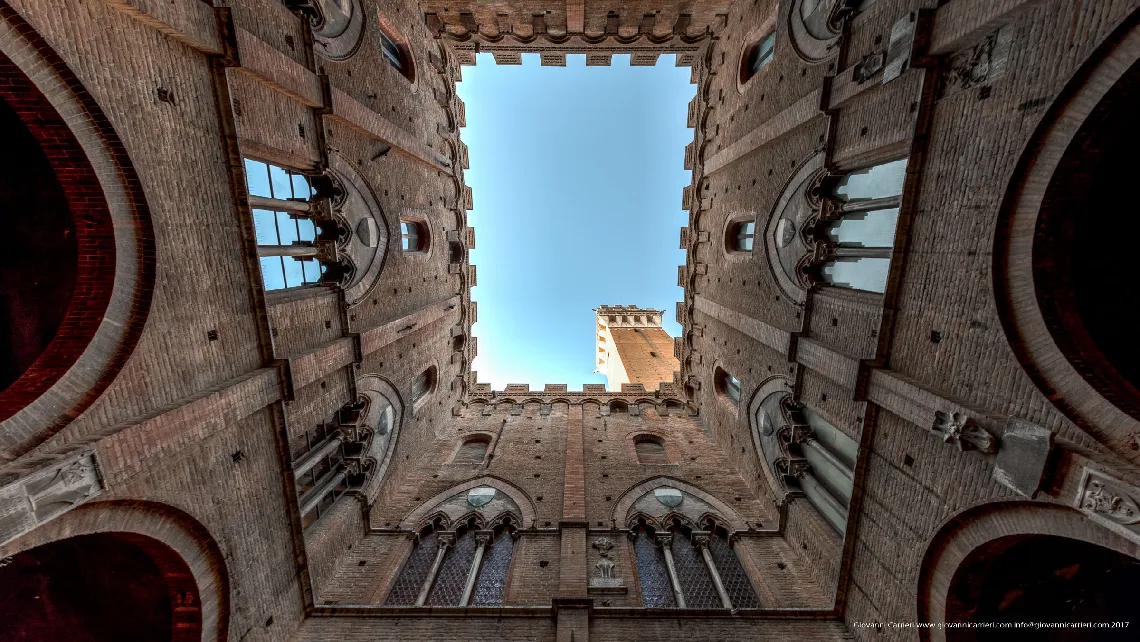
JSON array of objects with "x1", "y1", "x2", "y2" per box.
[{"x1": 458, "y1": 53, "x2": 695, "y2": 391}]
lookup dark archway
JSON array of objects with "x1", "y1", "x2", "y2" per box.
[
  {"x1": 946, "y1": 534, "x2": 1140, "y2": 641},
  {"x1": 0, "y1": 72, "x2": 77, "y2": 391},
  {"x1": 0, "y1": 532, "x2": 202, "y2": 641},
  {"x1": 1033, "y1": 57, "x2": 1140, "y2": 419}
]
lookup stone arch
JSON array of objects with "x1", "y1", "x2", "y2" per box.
[
  {"x1": 746, "y1": 375, "x2": 796, "y2": 499},
  {"x1": 330, "y1": 154, "x2": 389, "y2": 305},
  {"x1": 994, "y1": 13, "x2": 1140, "y2": 464},
  {"x1": 765, "y1": 153, "x2": 826, "y2": 306},
  {"x1": 399, "y1": 475, "x2": 538, "y2": 530},
  {"x1": 918, "y1": 501, "x2": 1140, "y2": 641},
  {"x1": 358, "y1": 375, "x2": 405, "y2": 502},
  {"x1": 611, "y1": 476, "x2": 748, "y2": 532},
  {"x1": 0, "y1": 500, "x2": 229, "y2": 641},
  {"x1": 0, "y1": 8, "x2": 154, "y2": 458}
]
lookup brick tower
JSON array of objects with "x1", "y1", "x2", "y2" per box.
[{"x1": 594, "y1": 305, "x2": 678, "y2": 391}]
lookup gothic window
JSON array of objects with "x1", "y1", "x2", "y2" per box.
[
  {"x1": 633, "y1": 525, "x2": 676, "y2": 608},
  {"x1": 707, "y1": 526, "x2": 761, "y2": 608},
  {"x1": 401, "y1": 219, "x2": 427, "y2": 252},
  {"x1": 729, "y1": 221, "x2": 755, "y2": 252},
  {"x1": 817, "y1": 158, "x2": 907, "y2": 293},
  {"x1": 244, "y1": 158, "x2": 325, "y2": 290},
  {"x1": 669, "y1": 524, "x2": 720, "y2": 609},
  {"x1": 453, "y1": 436, "x2": 489, "y2": 465},
  {"x1": 311, "y1": 0, "x2": 352, "y2": 38},
  {"x1": 289, "y1": 397, "x2": 377, "y2": 529},
  {"x1": 634, "y1": 435, "x2": 668, "y2": 464},
  {"x1": 741, "y1": 30, "x2": 776, "y2": 83},
  {"x1": 632, "y1": 519, "x2": 760, "y2": 609},
  {"x1": 411, "y1": 367, "x2": 435, "y2": 404},
  {"x1": 753, "y1": 391, "x2": 856, "y2": 535},
  {"x1": 716, "y1": 368, "x2": 742, "y2": 403},
  {"x1": 471, "y1": 528, "x2": 514, "y2": 606},
  {"x1": 386, "y1": 518, "x2": 516, "y2": 607}
]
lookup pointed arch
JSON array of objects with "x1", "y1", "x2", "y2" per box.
[
  {"x1": 358, "y1": 375, "x2": 406, "y2": 503},
  {"x1": 399, "y1": 475, "x2": 538, "y2": 530},
  {"x1": 611, "y1": 476, "x2": 749, "y2": 532}
]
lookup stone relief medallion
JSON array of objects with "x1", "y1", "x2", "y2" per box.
[
  {"x1": 654, "y1": 488, "x2": 683, "y2": 509},
  {"x1": 467, "y1": 487, "x2": 496, "y2": 508},
  {"x1": 1075, "y1": 468, "x2": 1140, "y2": 546},
  {"x1": 776, "y1": 218, "x2": 796, "y2": 249}
]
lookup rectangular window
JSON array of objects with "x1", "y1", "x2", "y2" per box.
[
  {"x1": 411, "y1": 370, "x2": 432, "y2": 402},
  {"x1": 736, "y1": 221, "x2": 755, "y2": 251}
]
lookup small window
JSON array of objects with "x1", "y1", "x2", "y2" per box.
[
  {"x1": 453, "y1": 437, "x2": 489, "y2": 465},
  {"x1": 449, "y1": 241, "x2": 464, "y2": 264},
  {"x1": 741, "y1": 30, "x2": 776, "y2": 83},
  {"x1": 716, "y1": 368, "x2": 742, "y2": 403},
  {"x1": 730, "y1": 221, "x2": 755, "y2": 252},
  {"x1": 635, "y1": 436, "x2": 668, "y2": 464},
  {"x1": 401, "y1": 219, "x2": 427, "y2": 252},
  {"x1": 378, "y1": 26, "x2": 412, "y2": 80},
  {"x1": 411, "y1": 367, "x2": 435, "y2": 403}
]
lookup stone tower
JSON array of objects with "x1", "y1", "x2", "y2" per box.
[{"x1": 595, "y1": 305, "x2": 678, "y2": 391}]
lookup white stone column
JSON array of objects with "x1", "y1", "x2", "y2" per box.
[{"x1": 692, "y1": 531, "x2": 732, "y2": 609}]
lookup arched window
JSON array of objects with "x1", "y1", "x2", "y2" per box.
[
  {"x1": 453, "y1": 436, "x2": 489, "y2": 465},
  {"x1": 740, "y1": 30, "x2": 776, "y2": 83},
  {"x1": 817, "y1": 158, "x2": 907, "y2": 293},
  {"x1": 728, "y1": 220, "x2": 755, "y2": 252},
  {"x1": 609, "y1": 400, "x2": 629, "y2": 415},
  {"x1": 754, "y1": 392, "x2": 856, "y2": 535},
  {"x1": 634, "y1": 435, "x2": 668, "y2": 464},
  {"x1": 377, "y1": 20, "x2": 413, "y2": 81},
  {"x1": 289, "y1": 397, "x2": 379, "y2": 529},
  {"x1": 386, "y1": 517, "x2": 516, "y2": 607},
  {"x1": 715, "y1": 368, "x2": 742, "y2": 403},
  {"x1": 411, "y1": 367, "x2": 435, "y2": 404},
  {"x1": 245, "y1": 158, "x2": 325, "y2": 290},
  {"x1": 633, "y1": 519, "x2": 760, "y2": 609},
  {"x1": 401, "y1": 219, "x2": 428, "y2": 253}
]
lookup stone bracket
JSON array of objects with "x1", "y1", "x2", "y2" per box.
[{"x1": 0, "y1": 452, "x2": 105, "y2": 548}]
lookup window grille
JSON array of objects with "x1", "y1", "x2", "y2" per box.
[
  {"x1": 386, "y1": 521, "x2": 516, "y2": 607},
  {"x1": 633, "y1": 522, "x2": 760, "y2": 609},
  {"x1": 634, "y1": 528, "x2": 675, "y2": 608}
]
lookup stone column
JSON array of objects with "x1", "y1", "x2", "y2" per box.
[
  {"x1": 459, "y1": 530, "x2": 494, "y2": 606},
  {"x1": 415, "y1": 531, "x2": 455, "y2": 606},
  {"x1": 692, "y1": 531, "x2": 732, "y2": 609},
  {"x1": 656, "y1": 533, "x2": 686, "y2": 608}
]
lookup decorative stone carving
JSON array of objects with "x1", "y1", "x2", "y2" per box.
[
  {"x1": 778, "y1": 423, "x2": 813, "y2": 446},
  {"x1": 475, "y1": 531, "x2": 494, "y2": 547},
  {"x1": 931, "y1": 411, "x2": 997, "y2": 454},
  {"x1": 1081, "y1": 478, "x2": 1140, "y2": 525},
  {"x1": 592, "y1": 537, "x2": 618, "y2": 581},
  {"x1": 853, "y1": 51, "x2": 886, "y2": 84},
  {"x1": 940, "y1": 26, "x2": 1013, "y2": 98},
  {"x1": 1, "y1": 452, "x2": 104, "y2": 547},
  {"x1": 775, "y1": 456, "x2": 811, "y2": 479},
  {"x1": 1075, "y1": 469, "x2": 1140, "y2": 545},
  {"x1": 690, "y1": 532, "x2": 711, "y2": 549}
]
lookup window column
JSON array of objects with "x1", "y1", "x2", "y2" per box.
[
  {"x1": 655, "y1": 533, "x2": 687, "y2": 608},
  {"x1": 691, "y1": 532, "x2": 733, "y2": 609},
  {"x1": 414, "y1": 531, "x2": 455, "y2": 606},
  {"x1": 458, "y1": 530, "x2": 494, "y2": 606}
]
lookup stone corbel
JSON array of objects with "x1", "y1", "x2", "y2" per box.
[
  {"x1": 775, "y1": 456, "x2": 811, "y2": 479},
  {"x1": 931, "y1": 410, "x2": 997, "y2": 454}
]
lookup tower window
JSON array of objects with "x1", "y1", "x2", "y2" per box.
[
  {"x1": 411, "y1": 367, "x2": 436, "y2": 405},
  {"x1": 729, "y1": 221, "x2": 755, "y2": 252},
  {"x1": 634, "y1": 435, "x2": 668, "y2": 463},
  {"x1": 401, "y1": 219, "x2": 428, "y2": 252},
  {"x1": 453, "y1": 436, "x2": 490, "y2": 465},
  {"x1": 716, "y1": 368, "x2": 742, "y2": 403},
  {"x1": 741, "y1": 30, "x2": 776, "y2": 83}
]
